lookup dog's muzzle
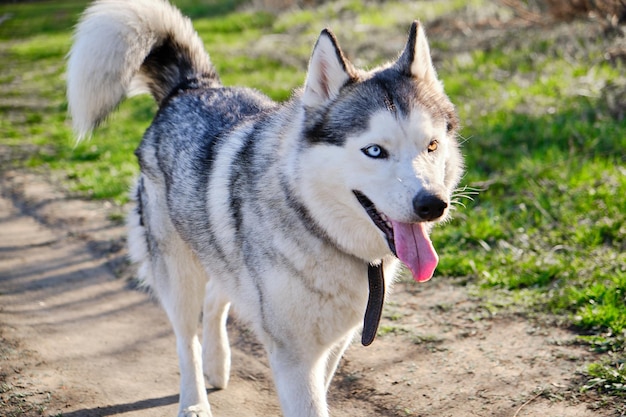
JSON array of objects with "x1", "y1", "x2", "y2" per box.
[{"x1": 353, "y1": 190, "x2": 442, "y2": 346}]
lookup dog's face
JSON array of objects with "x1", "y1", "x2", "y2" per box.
[{"x1": 298, "y1": 23, "x2": 463, "y2": 281}]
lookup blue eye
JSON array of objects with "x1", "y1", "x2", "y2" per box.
[{"x1": 361, "y1": 144, "x2": 388, "y2": 159}]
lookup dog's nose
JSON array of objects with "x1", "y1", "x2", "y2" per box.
[{"x1": 413, "y1": 192, "x2": 448, "y2": 221}]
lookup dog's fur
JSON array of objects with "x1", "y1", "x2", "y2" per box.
[{"x1": 67, "y1": 1, "x2": 464, "y2": 416}]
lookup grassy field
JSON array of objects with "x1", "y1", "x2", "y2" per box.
[{"x1": 1, "y1": 0, "x2": 624, "y2": 405}]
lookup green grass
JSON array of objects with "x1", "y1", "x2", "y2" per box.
[
  {"x1": 436, "y1": 33, "x2": 626, "y2": 341},
  {"x1": 1, "y1": 0, "x2": 625, "y2": 402},
  {"x1": 430, "y1": 16, "x2": 626, "y2": 394}
]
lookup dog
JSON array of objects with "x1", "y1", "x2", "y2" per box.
[{"x1": 67, "y1": 1, "x2": 464, "y2": 416}]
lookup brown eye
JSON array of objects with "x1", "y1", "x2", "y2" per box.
[{"x1": 428, "y1": 140, "x2": 438, "y2": 152}]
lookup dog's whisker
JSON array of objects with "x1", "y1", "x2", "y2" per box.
[
  {"x1": 452, "y1": 191, "x2": 476, "y2": 198},
  {"x1": 456, "y1": 133, "x2": 472, "y2": 146},
  {"x1": 453, "y1": 185, "x2": 482, "y2": 194},
  {"x1": 450, "y1": 199, "x2": 467, "y2": 208}
]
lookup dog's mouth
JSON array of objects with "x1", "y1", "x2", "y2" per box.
[
  {"x1": 352, "y1": 190, "x2": 439, "y2": 283},
  {"x1": 352, "y1": 190, "x2": 396, "y2": 256},
  {"x1": 353, "y1": 190, "x2": 440, "y2": 346}
]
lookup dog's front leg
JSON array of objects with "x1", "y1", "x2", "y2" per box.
[
  {"x1": 269, "y1": 348, "x2": 329, "y2": 417},
  {"x1": 323, "y1": 333, "x2": 353, "y2": 392}
]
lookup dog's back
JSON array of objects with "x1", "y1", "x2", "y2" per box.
[{"x1": 135, "y1": 86, "x2": 279, "y2": 260}]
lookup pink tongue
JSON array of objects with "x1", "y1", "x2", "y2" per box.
[{"x1": 391, "y1": 221, "x2": 438, "y2": 282}]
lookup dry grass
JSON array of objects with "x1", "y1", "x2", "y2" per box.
[
  {"x1": 502, "y1": 0, "x2": 626, "y2": 23},
  {"x1": 544, "y1": 0, "x2": 626, "y2": 22}
]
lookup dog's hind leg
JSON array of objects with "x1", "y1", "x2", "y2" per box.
[
  {"x1": 153, "y1": 245, "x2": 212, "y2": 417},
  {"x1": 202, "y1": 279, "x2": 231, "y2": 389}
]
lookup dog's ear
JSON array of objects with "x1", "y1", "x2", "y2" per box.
[
  {"x1": 396, "y1": 21, "x2": 441, "y2": 87},
  {"x1": 302, "y1": 29, "x2": 355, "y2": 107}
]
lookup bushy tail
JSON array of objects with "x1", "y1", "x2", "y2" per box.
[{"x1": 67, "y1": 0, "x2": 219, "y2": 139}]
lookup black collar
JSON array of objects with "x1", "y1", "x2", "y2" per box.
[{"x1": 361, "y1": 262, "x2": 385, "y2": 346}]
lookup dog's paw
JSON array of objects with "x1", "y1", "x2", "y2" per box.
[
  {"x1": 204, "y1": 368, "x2": 229, "y2": 390},
  {"x1": 179, "y1": 404, "x2": 212, "y2": 417},
  {"x1": 203, "y1": 352, "x2": 230, "y2": 389}
]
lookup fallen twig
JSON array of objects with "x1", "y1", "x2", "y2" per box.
[{"x1": 513, "y1": 390, "x2": 545, "y2": 417}]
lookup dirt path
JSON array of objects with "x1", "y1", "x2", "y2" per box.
[{"x1": 0, "y1": 170, "x2": 613, "y2": 416}]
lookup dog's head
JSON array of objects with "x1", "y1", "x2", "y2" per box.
[{"x1": 298, "y1": 22, "x2": 463, "y2": 282}]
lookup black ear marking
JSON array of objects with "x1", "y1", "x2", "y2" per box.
[
  {"x1": 395, "y1": 20, "x2": 440, "y2": 85},
  {"x1": 319, "y1": 28, "x2": 354, "y2": 76},
  {"x1": 396, "y1": 21, "x2": 419, "y2": 77},
  {"x1": 302, "y1": 29, "x2": 357, "y2": 107}
]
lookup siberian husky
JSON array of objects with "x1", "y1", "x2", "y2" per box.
[{"x1": 67, "y1": 0, "x2": 464, "y2": 416}]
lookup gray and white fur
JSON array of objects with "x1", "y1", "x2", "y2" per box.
[{"x1": 67, "y1": 1, "x2": 464, "y2": 416}]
